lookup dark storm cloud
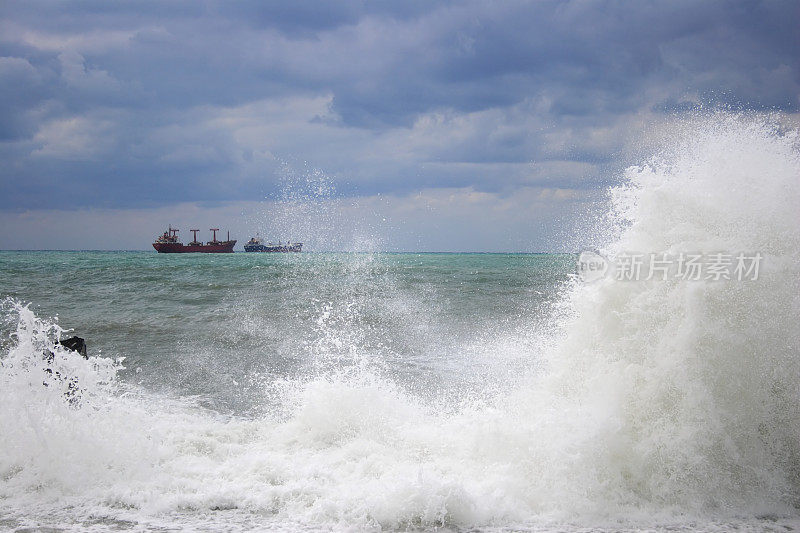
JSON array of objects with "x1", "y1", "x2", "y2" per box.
[{"x1": 0, "y1": 0, "x2": 797, "y2": 210}]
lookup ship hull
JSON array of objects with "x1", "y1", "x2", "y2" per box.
[
  {"x1": 153, "y1": 241, "x2": 236, "y2": 253},
  {"x1": 244, "y1": 244, "x2": 302, "y2": 252}
]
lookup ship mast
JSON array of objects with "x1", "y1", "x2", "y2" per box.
[
  {"x1": 190, "y1": 229, "x2": 199, "y2": 244},
  {"x1": 210, "y1": 228, "x2": 219, "y2": 243}
]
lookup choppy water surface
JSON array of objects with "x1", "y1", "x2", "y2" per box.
[
  {"x1": 0, "y1": 252, "x2": 570, "y2": 416},
  {"x1": 1, "y1": 114, "x2": 800, "y2": 532}
]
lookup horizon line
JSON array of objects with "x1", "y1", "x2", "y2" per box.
[{"x1": 0, "y1": 249, "x2": 577, "y2": 255}]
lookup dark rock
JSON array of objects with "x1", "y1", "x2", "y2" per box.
[
  {"x1": 57, "y1": 336, "x2": 87, "y2": 358},
  {"x1": 42, "y1": 336, "x2": 89, "y2": 405}
]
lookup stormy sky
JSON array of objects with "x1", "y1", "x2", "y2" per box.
[{"x1": 0, "y1": 0, "x2": 797, "y2": 250}]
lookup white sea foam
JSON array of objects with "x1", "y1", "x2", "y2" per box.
[{"x1": 1, "y1": 113, "x2": 799, "y2": 531}]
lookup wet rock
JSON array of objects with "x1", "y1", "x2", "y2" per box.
[
  {"x1": 42, "y1": 336, "x2": 88, "y2": 405},
  {"x1": 57, "y1": 336, "x2": 87, "y2": 358}
]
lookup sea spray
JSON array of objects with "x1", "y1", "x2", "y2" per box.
[
  {"x1": 0, "y1": 300, "x2": 157, "y2": 519},
  {"x1": 0, "y1": 113, "x2": 799, "y2": 530},
  {"x1": 530, "y1": 112, "x2": 800, "y2": 519}
]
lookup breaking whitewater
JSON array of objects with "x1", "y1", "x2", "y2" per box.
[{"x1": 1, "y1": 114, "x2": 799, "y2": 532}]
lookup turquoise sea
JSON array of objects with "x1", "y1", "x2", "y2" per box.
[{"x1": 0, "y1": 251, "x2": 573, "y2": 417}]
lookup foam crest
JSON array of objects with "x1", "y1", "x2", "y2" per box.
[{"x1": 533, "y1": 112, "x2": 800, "y2": 517}]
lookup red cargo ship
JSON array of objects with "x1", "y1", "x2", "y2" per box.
[{"x1": 153, "y1": 226, "x2": 236, "y2": 253}]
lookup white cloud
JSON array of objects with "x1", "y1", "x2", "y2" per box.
[
  {"x1": 13, "y1": 26, "x2": 137, "y2": 54},
  {"x1": 31, "y1": 114, "x2": 117, "y2": 159}
]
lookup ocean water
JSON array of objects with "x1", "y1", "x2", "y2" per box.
[{"x1": 1, "y1": 114, "x2": 799, "y2": 532}]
